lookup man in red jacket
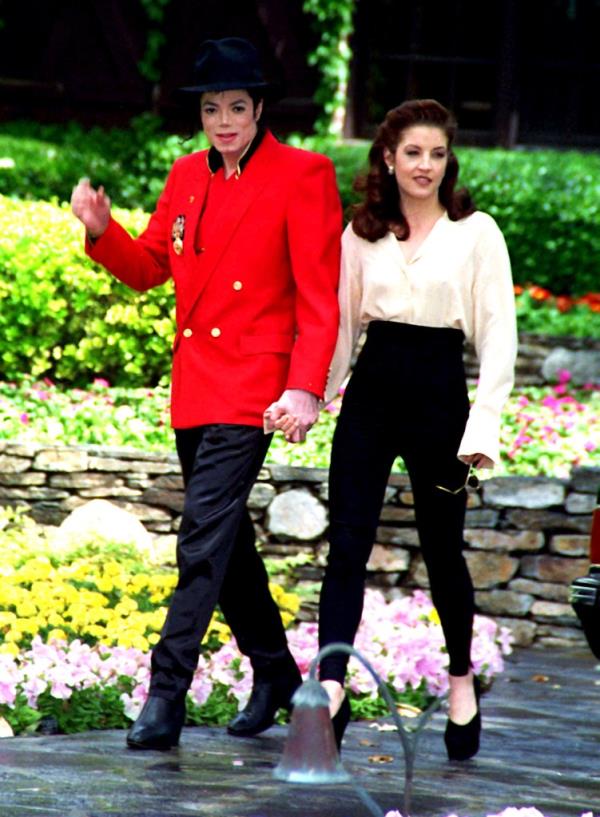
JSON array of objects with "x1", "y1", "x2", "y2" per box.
[{"x1": 71, "y1": 37, "x2": 341, "y2": 750}]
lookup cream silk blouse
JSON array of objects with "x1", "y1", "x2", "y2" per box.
[{"x1": 325, "y1": 211, "x2": 518, "y2": 468}]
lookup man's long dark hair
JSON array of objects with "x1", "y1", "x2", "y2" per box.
[{"x1": 352, "y1": 99, "x2": 475, "y2": 242}]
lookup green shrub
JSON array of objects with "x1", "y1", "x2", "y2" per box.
[
  {"x1": 458, "y1": 147, "x2": 600, "y2": 296},
  {"x1": 0, "y1": 116, "x2": 206, "y2": 213},
  {"x1": 0, "y1": 195, "x2": 173, "y2": 386}
]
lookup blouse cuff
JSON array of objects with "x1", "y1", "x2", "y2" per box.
[{"x1": 457, "y1": 405, "x2": 501, "y2": 469}]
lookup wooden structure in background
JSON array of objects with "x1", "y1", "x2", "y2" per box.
[
  {"x1": 1, "y1": 0, "x2": 599, "y2": 146},
  {"x1": 0, "y1": 0, "x2": 320, "y2": 133},
  {"x1": 348, "y1": 0, "x2": 600, "y2": 147}
]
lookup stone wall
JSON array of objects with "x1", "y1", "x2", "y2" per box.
[
  {"x1": 1, "y1": 440, "x2": 598, "y2": 650},
  {"x1": 466, "y1": 332, "x2": 600, "y2": 387}
]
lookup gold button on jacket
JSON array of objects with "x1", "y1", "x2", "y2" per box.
[
  {"x1": 210, "y1": 327, "x2": 221, "y2": 338},
  {"x1": 183, "y1": 328, "x2": 193, "y2": 338}
]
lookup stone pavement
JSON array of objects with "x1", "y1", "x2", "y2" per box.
[{"x1": 1, "y1": 646, "x2": 599, "y2": 817}]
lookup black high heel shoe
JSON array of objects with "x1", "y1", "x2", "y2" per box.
[
  {"x1": 444, "y1": 676, "x2": 481, "y2": 761},
  {"x1": 331, "y1": 695, "x2": 351, "y2": 751}
]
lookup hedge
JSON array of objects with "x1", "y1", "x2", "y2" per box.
[
  {"x1": 0, "y1": 117, "x2": 206, "y2": 216},
  {"x1": 1, "y1": 119, "x2": 599, "y2": 295}
]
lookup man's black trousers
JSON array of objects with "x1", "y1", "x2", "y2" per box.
[{"x1": 149, "y1": 423, "x2": 290, "y2": 700}]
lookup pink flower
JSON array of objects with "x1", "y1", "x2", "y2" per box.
[
  {"x1": 19, "y1": 412, "x2": 29, "y2": 424},
  {"x1": 557, "y1": 369, "x2": 572, "y2": 384}
]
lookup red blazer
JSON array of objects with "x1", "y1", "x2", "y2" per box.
[{"x1": 87, "y1": 131, "x2": 342, "y2": 428}]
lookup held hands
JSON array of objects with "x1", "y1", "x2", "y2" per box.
[
  {"x1": 263, "y1": 389, "x2": 319, "y2": 444},
  {"x1": 70, "y1": 178, "x2": 111, "y2": 239}
]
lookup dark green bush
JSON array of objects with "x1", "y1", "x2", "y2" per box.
[
  {"x1": 457, "y1": 148, "x2": 600, "y2": 296},
  {"x1": 0, "y1": 116, "x2": 206, "y2": 212}
]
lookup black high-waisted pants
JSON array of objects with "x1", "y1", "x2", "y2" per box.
[{"x1": 319, "y1": 321, "x2": 475, "y2": 682}]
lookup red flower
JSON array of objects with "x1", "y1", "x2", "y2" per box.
[
  {"x1": 578, "y1": 292, "x2": 600, "y2": 313},
  {"x1": 528, "y1": 285, "x2": 552, "y2": 301},
  {"x1": 556, "y1": 295, "x2": 574, "y2": 313}
]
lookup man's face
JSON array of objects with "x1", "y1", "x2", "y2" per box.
[{"x1": 200, "y1": 89, "x2": 262, "y2": 165}]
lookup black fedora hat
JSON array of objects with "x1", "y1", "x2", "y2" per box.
[{"x1": 180, "y1": 37, "x2": 271, "y2": 94}]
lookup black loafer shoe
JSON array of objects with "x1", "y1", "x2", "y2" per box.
[
  {"x1": 126, "y1": 695, "x2": 186, "y2": 750},
  {"x1": 227, "y1": 666, "x2": 302, "y2": 737}
]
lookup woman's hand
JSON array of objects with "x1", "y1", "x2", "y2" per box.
[
  {"x1": 461, "y1": 453, "x2": 492, "y2": 469},
  {"x1": 71, "y1": 178, "x2": 111, "y2": 239}
]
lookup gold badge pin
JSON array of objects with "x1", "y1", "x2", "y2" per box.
[{"x1": 171, "y1": 215, "x2": 186, "y2": 256}]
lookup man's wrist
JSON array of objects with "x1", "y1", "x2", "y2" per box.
[{"x1": 86, "y1": 224, "x2": 108, "y2": 244}]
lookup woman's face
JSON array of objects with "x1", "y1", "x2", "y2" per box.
[
  {"x1": 200, "y1": 89, "x2": 262, "y2": 164},
  {"x1": 384, "y1": 125, "x2": 449, "y2": 204}
]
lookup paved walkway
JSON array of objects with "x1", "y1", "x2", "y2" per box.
[{"x1": 1, "y1": 647, "x2": 599, "y2": 817}]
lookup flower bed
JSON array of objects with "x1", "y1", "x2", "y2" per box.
[
  {"x1": 515, "y1": 284, "x2": 600, "y2": 338},
  {"x1": 0, "y1": 375, "x2": 597, "y2": 478},
  {"x1": 0, "y1": 513, "x2": 512, "y2": 736}
]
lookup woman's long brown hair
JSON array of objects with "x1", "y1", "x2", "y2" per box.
[{"x1": 352, "y1": 99, "x2": 475, "y2": 242}]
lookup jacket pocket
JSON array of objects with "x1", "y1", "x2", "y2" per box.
[{"x1": 239, "y1": 333, "x2": 295, "y2": 355}]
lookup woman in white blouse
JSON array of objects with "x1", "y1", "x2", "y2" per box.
[{"x1": 318, "y1": 99, "x2": 517, "y2": 760}]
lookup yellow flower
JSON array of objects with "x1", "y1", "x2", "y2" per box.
[
  {"x1": 16, "y1": 557, "x2": 53, "y2": 582},
  {"x1": 86, "y1": 624, "x2": 107, "y2": 640},
  {"x1": 95, "y1": 577, "x2": 114, "y2": 593},
  {"x1": 428, "y1": 608, "x2": 441, "y2": 626},
  {"x1": 114, "y1": 598, "x2": 137, "y2": 616},
  {"x1": 17, "y1": 600, "x2": 38, "y2": 618},
  {"x1": 127, "y1": 574, "x2": 150, "y2": 593},
  {"x1": 0, "y1": 642, "x2": 19, "y2": 656},
  {"x1": 17, "y1": 618, "x2": 40, "y2": 635},
  {"x1": 47, "y1": 612, "x2": 66, "y2": 627},
  {"x1": 47, "y1": 629, "x2": 67, "y2": 642},
  {"x1": 103, "y1": 561, "x2": 123, "y2": 577},
  {"x1": 279, "y1": 592, "x2": 301, "y2": 614}
]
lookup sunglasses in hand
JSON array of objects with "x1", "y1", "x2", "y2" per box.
[{"x1": 435, "y1": 463, "x2": 480, "y2": 495}]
